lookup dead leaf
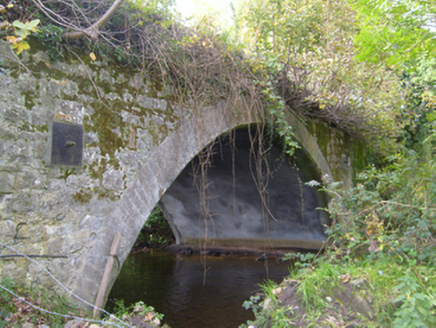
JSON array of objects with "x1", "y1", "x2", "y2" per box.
[
  {"x1": 0, "y1": 21, "x2": 11, "y2": 30},
  {"x1": 338, "y1": 272, "x2": 350, "y2": 283},
  {"x1": 369, "y1": 239, "x2": 380, "y2": 253},
  {"x1": 144, "y1": 312, "x2": 154, "y2": 321},
  {"x1": 55, "y1": 112, "x2": 71, "y2": 121}
]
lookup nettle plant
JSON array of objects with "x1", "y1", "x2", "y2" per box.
[{"x1": 0, "y1": 2, "x2": 40, "y2": 54}]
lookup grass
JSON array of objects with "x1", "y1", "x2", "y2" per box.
[
  {"x1": 0, "y1": 277, "x2": 89, "y2": 327},
  {"x1": 241, "y1": 251, "x2": 436, "y2": 327},
  {"x1": 0, "y1": 278, "x2": 167, "y2": 327}
]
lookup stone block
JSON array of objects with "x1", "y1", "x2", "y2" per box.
[
  {"x1": 102, "y1": 168, "x2": 125, "y2": 191},
  {"x1": 7, "y1": 140, "x2": 32, "y2": 164},
  {"x1": 98, "y1": 68, "x2": 115, "y2": 84},
  {"x1": 32, "y1": 51, "x2": 50, "y2": 64},
  {"x1": 0, "y1": 171, "x2": 15, "y2": 193},
  {"x1": 121, "y1": 110, "x2": 142, "y2": 126},
  {"x1": 0, "y1": 122, "x2": 19, "y2": 139},
  {"x1": 10, "y1": 192, "x2": 38, "y2": 214},
  {"x1": 33, "y1": 138, "x2": 47, "y2": 161},
  {"x1": 116, "y1": 150, "x2": 140, "y2": 169},
  {"x1": 0, "y1": 194, "x2": 13, "y2": 214},
  {"x1": 0, "y1": 262, "x2": 27, "y2": 282},
  {"x1": 137, "y1": 95, "x2": 167, "y2": 111},
  {"x1": 61, "y1": 80, "x2": 79, "y2": 97},
  {"x1": 128, "y1": 73, "x2": 146, "y2": 90},
  {"x1": 78, "y1": 214, "x2": 104, "y2": 232},
  {"x1": 15, "y1": 168, "x2": 44, "y2": 190},
  {"x1": 74, "y1": 277, "x2": 99, "y2": 304},
  {"x1": 30, "y1": 105, "x2": 53, "y2": 126},
  {"x1": 1, "y1": 104, "x2": 28, "y2": 123},
  {"x1": 17, "y1": 72, "x2": 38, "y2": 92},
  {"x1": 55, "y1": 100, "x2": 85, "y2": 124},
  {"x1": 0, "y1": 220, "x2": 16, "y2": 238},
  {"x1": 123, "y1": 92, "x2": 134, "y2": 103},
  {"x1": 47, "y1": 236, "x2": 64, "y2": 254}
]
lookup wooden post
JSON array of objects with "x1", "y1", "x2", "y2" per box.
[{"x1": 93, "y1": 233, "x2": 121, "y2": 319}]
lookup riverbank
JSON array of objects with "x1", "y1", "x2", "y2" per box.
[{"x1": 240, "y1": 254, "x2": 436, "y2": 327}]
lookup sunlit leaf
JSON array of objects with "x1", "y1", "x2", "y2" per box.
[
  {"x1": 6, "y1": 36, "x2": 20, "y2": 44},
  {"x1": 11, "y1": 41, "x2": 30, "y2": 55},
  {"x1": 12, "y1": 21, "x2": 27, "y2": 30},
  {"x1": 26, "y1": 19, "x2": 40, "y2": 32}
]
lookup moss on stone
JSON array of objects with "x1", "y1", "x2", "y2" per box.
[
  {"x1": 72, "y1": 189, "x2": 93, "y2": 203},
  {"x1": 34, "y1": 125, "x2": 48, "y2": 133},
  {"x1": 22, "y1": 91, "x2": 37, "y2": 110},
  {"x1": 96, "y1": 188, "x2": 120, "y2": 202},
  {"x1": 60, "y1": 168, "x2": 76, "y2": 181}
]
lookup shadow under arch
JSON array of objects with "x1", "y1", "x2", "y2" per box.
[{"x1": 159, "y1": 124, "x2": 328, "y2": 252}]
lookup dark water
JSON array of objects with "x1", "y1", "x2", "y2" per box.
[{"x1": 106, "y1": 249, "x2": 291, "y2": 328}]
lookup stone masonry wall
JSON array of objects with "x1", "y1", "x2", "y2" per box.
[{"x1": 0, "y1": 39, "x2": 356, "y2": 307}]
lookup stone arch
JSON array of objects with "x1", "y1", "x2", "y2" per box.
[
  {"x1": 72, "y1": 103, "x2": 258, "y2": 303},
  {"x1": 73, "y1": 104, "x2": 335, "y2": 305}
]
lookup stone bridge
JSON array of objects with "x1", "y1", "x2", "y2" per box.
[{"x1": 0, "y1": 41, "x2": 358, "y2": 307}]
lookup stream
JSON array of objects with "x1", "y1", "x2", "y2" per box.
[{"x1": 106, "y1": 249, "x2": 292, "y2": 327}]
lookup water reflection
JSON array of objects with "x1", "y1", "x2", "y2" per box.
[{"x1": 107, "y1": 250, "x2": 291, "y2": 328}]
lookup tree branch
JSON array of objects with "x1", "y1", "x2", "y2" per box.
[{"x1": 62, "y1": 0, "x2": 124, "y2": 41}]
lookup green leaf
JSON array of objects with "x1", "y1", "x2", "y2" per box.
[
  {"x1": 12, "y1": 20, "x2": 27, "y2": 29},
  {"x1": 26, "y1": 19, "x2": 40, "y2": 32},
  {"x1": 394, "y1": 294, "x2": 406, "y2": 303}
]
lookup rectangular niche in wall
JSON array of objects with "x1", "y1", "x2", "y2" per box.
[{"x1": 50, "y1": 121, "x2": 83, "y2": 166}]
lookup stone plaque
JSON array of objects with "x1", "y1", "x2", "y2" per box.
[{"x1": 50, "y1": 121, "x2": 83, "y2": 166}]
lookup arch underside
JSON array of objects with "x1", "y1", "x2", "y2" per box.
[{"x1": 159, "y1": 127, "x2": 327, "y2": 251}]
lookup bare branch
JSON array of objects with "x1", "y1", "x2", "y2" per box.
[{"x1": 62, "y1": 0, "x2": 124, "y2": 41}]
